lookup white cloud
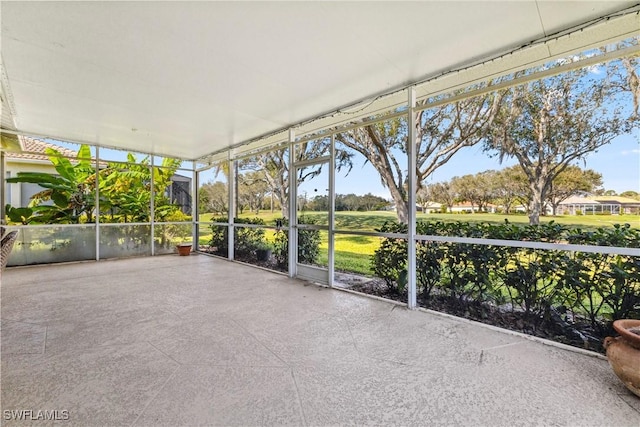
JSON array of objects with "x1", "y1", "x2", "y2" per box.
[
  {"x1": 586, "y1": 64, "x2": 602, "y2": 75},
  {"x1": 621, "y1": 149, "x2": 640, "y2": 156}
]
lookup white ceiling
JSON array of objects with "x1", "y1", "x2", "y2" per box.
[{"x1": 1, "y1": 1, "x2": 638, "y2": 160}]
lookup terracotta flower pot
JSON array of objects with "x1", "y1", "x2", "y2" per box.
[
  {"x1": 176, "y1": 243, "x2": 192, "y2": 256},
  {"x1": 604, "y1": 319, "x2": 640, "y2": 398}
]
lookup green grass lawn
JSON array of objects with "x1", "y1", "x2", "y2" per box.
[
  {"x1": 315, "y1": 232, "x2": 379, "y2": 274},
  {"x1": 201, "y1": 210, "x2": 639, "y2": 231}
]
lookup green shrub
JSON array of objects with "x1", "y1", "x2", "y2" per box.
[
  {"x1": 208, "y1": 216, "x2": 229, "y2": 254},
  {"x1": 371, "y1": 219, "x2": 640, "y2": 333},
  {"x1": 563, "y1": 224, "x2": 640, "y2": 329},
  {"x1": 233, "y1": 217, "x2": 266, "y2": 256},
  {"x1": 501, "y1": 248, "x2": 564, "y2": 325},
  {"x1": 208, "y1": 216, "x2": 267, "y2": 257},
  {"x1": 371, "y1": 221, "x2": 407, "y2": 293},
  {"x1": 272, "y1": 217, "x2": 321, "y2": 269},
  {"x1": 298, "y1": 217, "x2": 321, "y2": 264},
  {"x1": 416, "y1": 222, "x2": 444, "y2": 300}
]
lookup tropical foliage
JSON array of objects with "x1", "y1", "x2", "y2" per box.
[
  {"x1": 5, "y1": 145, "x2": 184, "y2": 224},
  {"x1": 6, "y1": 145, "x2": 96, "y2": 224}
]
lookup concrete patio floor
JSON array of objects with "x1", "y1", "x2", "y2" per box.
[{"x1": 1, "y1": 254, "x2": 639, "y2": 426}]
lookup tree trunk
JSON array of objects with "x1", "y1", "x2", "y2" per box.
[
  {"x1": 280, "y1": 192, "x2": 288, "y2": 219},
  {"x1": 396, "y1": 201, "x2": 409, "y2": 224},
  {"x1": 335, "y1": 126, "x2": 409, "y2": 224},
  {"x1": 528, "y1": 180, "x2": 547, "y2": 225}
]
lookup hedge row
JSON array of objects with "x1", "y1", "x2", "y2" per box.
[
  {"x1": 372, "y1": 221, "x2": 640, "y2": 335},
  {"x1": 207, "y1": 216, "x2": 320, "y2": 269}
]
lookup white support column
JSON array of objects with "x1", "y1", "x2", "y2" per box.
[
  {"x1": 0, "y1": 151, "x2": 6, "y2": 223},
  {"x1": 407, "y1": 87, "x2": 418, "y2": 309},
  {"x1": 328, "y1": 134, "x2": 336, "y2": 287},
  {"x1": 228, "y1": 154, "x2": 235, "y2": 261},
  {"x1": 288, "y1": 129, "x2": 296, "y2": 278},
  {"x1": 192, "y1": 162, "x2": 198, "y2": 249},
  {"x1": 95, "y1": 146, "x2": 100, "y2": 260},
  {"x1": 150, "y1": 155, "x2": 155, "y2": 256}
]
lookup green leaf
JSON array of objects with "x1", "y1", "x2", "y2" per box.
[
  {"x1": 51, "y1": 192, "x2": 68, "y2": 208},
  {"x1": 5, "y1": 205, "x2": 34, "y2": 224},
  {"x1": 76, "y1": 144, "x2": 92, "y2": 167},
  {"x1": 6, "y1": 172, "x2": 60, "y2": 184}
]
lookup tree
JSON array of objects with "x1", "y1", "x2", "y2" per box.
[
  {"x1": 199, "y1": 181, "x2": 228, "y2": 215},
  {"x1": 99, "y1": 154, "x2": 182, "y2": 222},
  {"x1": 198, "y1": 187, "x2": 211, "y2": 215},
  {"x1": 246, "y1": 140, "x2": 351, "y2": 219},
  {"x1": 238, "y1": 171, "x2": 269, "y2": 214},
  {"x1": 607, "y1": 50, "x2": 640, "y2": 116},
  {"x1": 450, "y1": 172, "x2": 496, "y2": 213},
  {"x1": 342, "y1": 193, "x2": 361, "y2": 211},
  {"x1": 547, "y1": 166, "x2": 603, "y2": 215},
  {"x1": 620, "y1": 190, "x2": 640, "y2": 200},
  {"x1": 485, "y1": 61, "x2": 639, "y2": 224},
  {"x1": 596, "y1": 189, "x2": 618, "y2": 196},
  {"x1": 416, "y1": 185, "x2": 432, "y2": 213},
  {"x1": 335, "y1": 86, "x2": 503, "y2": 223},
  {"x1": 308, "y1": 194, "x2": 329, "y2": 211},
  {"x1": 360, "y1": 193, "x2": 388, "y2": 211},
  {"x1": 491, "y1": 166, "x2": 528, "y2": 214},
  {"x1": 426, "y1": 181, "x2": 456, "y2": 212}
]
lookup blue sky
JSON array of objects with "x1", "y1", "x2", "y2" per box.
[
  {"x1": 51, "y1": 130, "x2": 639, "y2": 199},
  {"x1": 329, "y1": 131, "x2": 640, "y2": 199}
]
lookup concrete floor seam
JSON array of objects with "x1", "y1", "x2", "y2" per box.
[
  {"x1": 339, "y1": 314, "x2": 361, "y2": 355},
  {"x1": 481, "y1": 341, "x2": 526, "y2": 352},
  {"x1": 289, "y1": 369, "x2": 309, "y2": 427},
  {"x1": 228, "y1": 318, "x2": 290, "y2": 368},
  {"x1": 130, "y1": 365, "x2": 180, "y2": 427},
  {"x1": 41, "y1": 324, "x2": 47, "y2": 355},
  {"x1": 146, "y1": 340, "x2": 183, "y2": 367},
  {"x1": 618, "y1": 393, "x2": 640, "y2": 415}
]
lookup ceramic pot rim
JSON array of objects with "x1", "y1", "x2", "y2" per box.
[{"x1": 613, "y1": 319, "x2": 640, "y2": 348}]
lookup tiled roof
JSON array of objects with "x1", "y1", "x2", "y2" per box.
[
  {"x1": 592, "y1": 196, "x2": 640, "y2": 204},
  {"x1": 560, "y1": 195, "x2": 640, "y2": 205},
  {"x1": 5, "y1": 136, "x2": 80, "y2": 161},
  {"x1": 560, "y1": 196, "x2": 600, "y2": 205}
]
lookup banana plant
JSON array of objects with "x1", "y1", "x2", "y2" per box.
[{"x1": 6, "y1": 145, "x2": 97, "y2": 224}]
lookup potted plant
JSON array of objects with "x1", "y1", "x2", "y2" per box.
[
  {"x1": 255, "y1": 241, "x2": 272, "y2": 261},
  {"x1": 603, "y1": 319, "x2": 640, "y2": 397},
  {"x1": 176, "y1": 227, "x2": 193, "y2": 256}
]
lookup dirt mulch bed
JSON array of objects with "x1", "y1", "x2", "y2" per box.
[{"x1": 335, "y1": 271, "x2": 608, "y2": 354}]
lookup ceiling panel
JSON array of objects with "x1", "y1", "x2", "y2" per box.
[{"x1": 1, "y1": 1, "x2": 636, "y2": 160}]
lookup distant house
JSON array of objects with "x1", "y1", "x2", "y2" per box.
[
  {"x1": 449, "y1": 202, "x2": 479, "y2": 213},
  {"x1": 558, "y1": 195, "x2": 640, "y2": 215},
  {"x1": 419, "y1": 201, "x2": 442, "y2": 213},
  {"x1": 448, "y1": 202, "x2": 497, "y2": 213},
  {"x1": 591, "y1": 196, "x2": 640, "y2": 214},
  {"x1": 168, "y1": 173, "x2": 192, "y2": 214},
  {"x1": 386, "y1": 203, "x2": 424, "y2": 212},
  {"x1": 4, "y1": 136, "x2": 192, "y2": 214},
  {"x1": 4, "y1": 137, "x2": 78, "y2": 208}
]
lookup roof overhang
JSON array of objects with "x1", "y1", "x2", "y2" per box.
[{"x1": 1, "y1": 1, "x2": 639, "y2": 161}]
